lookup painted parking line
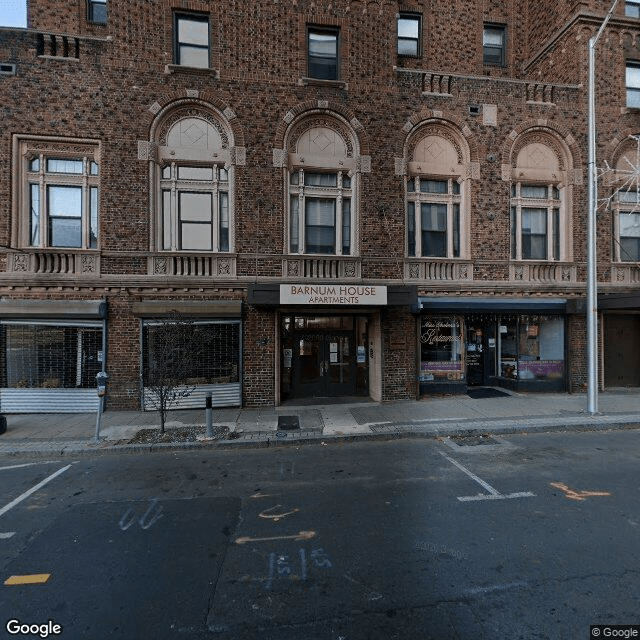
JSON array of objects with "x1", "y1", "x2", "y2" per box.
[
  {"x1": 440, "y1": 452, "x2": 535, "y2": 502},
  {"x1": 0, "y1": 464, "x2": 73, "y2": 519}
]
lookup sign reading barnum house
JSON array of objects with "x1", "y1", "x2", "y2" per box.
[{"x1": 0, "y1": 0, "x2": 639, "y2": 413}]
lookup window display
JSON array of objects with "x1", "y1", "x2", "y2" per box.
[{"x1": 419, "y1": 316, "x2": 464, "y2": 382}]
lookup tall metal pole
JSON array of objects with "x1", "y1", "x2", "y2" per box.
[{"x1": 586, "y1": 0, "x2": 619, "y2": 415}]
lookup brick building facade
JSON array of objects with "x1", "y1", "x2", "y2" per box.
[{"x1": 0, "y1": 0, "x2": 639, "y2": 412}]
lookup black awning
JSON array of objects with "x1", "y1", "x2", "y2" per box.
[{"x1": 417, "y1": 296, "x2": 567, "y2": 314}]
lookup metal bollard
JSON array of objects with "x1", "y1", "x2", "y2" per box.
[{"x1": 205, "y1": 393, "x2": 213, "y2": 438}]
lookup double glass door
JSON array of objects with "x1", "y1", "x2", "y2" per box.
[{"x1": 281, "y1": 315, "x2": 368, "y2": 399}]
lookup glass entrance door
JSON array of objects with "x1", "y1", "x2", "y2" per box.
[
  {"x1": 281, "y1": 315, "x2": 368, "y2": 400},
  {"x1": 295, "y1": 332, "x2": 353, "y2": 397}
]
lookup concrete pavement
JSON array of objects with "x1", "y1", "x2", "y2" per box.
[{"x1": 0, "y1": 388, "x2": 638, "y2": 456}]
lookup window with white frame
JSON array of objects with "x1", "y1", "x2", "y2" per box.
[
  {"x1": 612, "y1": 187, "x2": 640, "y2": 261},
  {"x1": 626, "y1": 62, "x2": 640, "y2": 107},
  {"x1": 160, "y1": 163, "x2": 229, "y2": 252},
  {"x1": 25, "y1": 154, "x2": 99, "y2": 249},
  {"x1": 397, "y1": 13, "x2": 421, "y2": 57},
  {"x1": 174, "y1": 13, "x2": 210, "y2": 68},
  {"x1": 88, "y1": 0, "x2": 107, "y2": 24},
  {"x1": 510, "y1": 183, "x2": 562, "y2": 261},
  {"x1": 407, "y1": 177, "x2": 461, "y2": 258},
  {"x1": 289, "y1": 170, "x2": 352, "y2": 255}
]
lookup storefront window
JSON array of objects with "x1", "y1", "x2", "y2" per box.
[
  {"x1": 497, "y1": 315, "x2": 564, "y2": 383},
  {"x1": 2, "y1": 323, "x2": 103, "y2": 388},
  {"x1": 419, "y1": 316, "x2": 464, "y2": 382}
]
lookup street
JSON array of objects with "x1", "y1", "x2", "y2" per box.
[{"x1": 0, "y1": 428, "x2": 638, "y2": 639}]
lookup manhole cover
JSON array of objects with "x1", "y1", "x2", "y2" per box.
[
  {"x1": 277, "y1": 415, "x2": 300, "y2": 430},
  {"x1": 450, "y1": 434, "x2": 497, "y2": 446}
]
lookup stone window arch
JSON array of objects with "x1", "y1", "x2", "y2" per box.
[
  {"x1": 285, "y1": 115, "x2": 360, "y2": 256},
  {"x1": 404, "y1": 123, "x2": 471, "y2": 259},
  {"x1": 509, "y1": 131, "x2": 572, "y2": 262},
  {"x1": 150, "y1": 105, "x2": 235, "y2": 253}
]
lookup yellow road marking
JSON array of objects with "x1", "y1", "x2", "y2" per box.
[
  {"x1": 4, "y1": 574, "x2": 51, "y2": 585},
  {"x1": 235, "y1": 531, "x2": 316, "y2": 545},
  {"x1": 550, "y1": 482, "x2": 611, "y2": 501}
]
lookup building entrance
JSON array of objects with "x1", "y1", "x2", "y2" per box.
[{"x1": 280, "y1": 315, "x2": 369, "y2": 400}]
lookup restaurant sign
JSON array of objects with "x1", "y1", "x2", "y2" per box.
[{"x1": 280, "y1": 284, "x2": 388, "y2": 306}]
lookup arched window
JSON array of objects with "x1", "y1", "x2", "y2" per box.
[
  {"x1": 285, "y1": 116, "x2": 359, "y2": 256},
  {"x1": 405, "y1": 125, "x2": 469, "y2": 259},
  {"x1": 509, "y1": 133, "x2": 571, "y2": 262},
  {"x1": 153, "y1": 109, "x2": 234, "y2": 253}
]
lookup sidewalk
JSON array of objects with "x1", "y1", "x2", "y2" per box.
[{"x1": 0, "y1": 388, "x2": 639, "y2": 457}]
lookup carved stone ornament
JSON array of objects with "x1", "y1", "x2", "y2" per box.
[
  {"x1": 511, "y1": 131, "x2": 566, "y2": 171},
  {"x1": 158, "y1": 108, "x2": 229, "y2": 148},
  {"x1": 409, "y1": 263, "x2": 420, "y2": 279},
  {"x1": 80, "y1": 254, "x2": 97, "y2": 273},
  {"x1": 154, "y1": 257, "x2": 168, "y2": 275},
  {"x1": 287, "y1": 260, "x2": 300, "y2": 276},
  {"x1": 218, "y1": 258, "x2": 230, "y2": 275},
  {"x1": 287, "y1": 117, "x2": 355, "y2": 157},
  {"x1": 12, "y1": 253, "x2": 29, "y2": 272},
  {"x1": 344, "y1": 261, "x2": 356, "y2": 278}
]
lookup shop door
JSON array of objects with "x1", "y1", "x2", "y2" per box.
[
  {"x1": 294, "y1": 332, "x2": 354, "y2": 397},
  {"x1": 466, "y1": 323, "x2": 485, "y2": 385},
  {"x1": 604, "y1": 315, "x2": 640, "y2": 387}
]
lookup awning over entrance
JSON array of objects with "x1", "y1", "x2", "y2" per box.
[
  {"x1": 0, "y1": 299, "x2": 107, "y2": 319},
  {"x1": 416, "y1": 297, "x2": 568, "y2": 314}
]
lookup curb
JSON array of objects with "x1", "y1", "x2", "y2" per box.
[{"x1": 0, "y1": 416, "x2": 639, "y2": 459}]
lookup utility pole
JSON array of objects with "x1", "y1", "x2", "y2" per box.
[{"x1": 586, "y1": 0, "x2": 620, "y2": 414}]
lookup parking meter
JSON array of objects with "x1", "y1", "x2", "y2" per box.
[{"x1": 96, "y1": 371, "x2": 108, "y2": 397}]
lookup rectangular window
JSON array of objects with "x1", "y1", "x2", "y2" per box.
[
  {"x1": 626, "y1": 62, "x2": 640, "y2": 108},
  {"x1": 421, "y1": 203, "x2": 447, "y2": 257},
  {"x1": 397, "y1": 13, "x2": 421, "y2": 57},
  {"x1": 88, "y1": 0, "x2": 107, "y2": 24},
  {"x1": 521, "y1": 208, "x2": 547, "y2": 260},
  {"x1": 626, "y1": 0, "x2": 640, "y2": 17},
  {"x1": 407, "y1": 176, "x2": 461, "y2": 258},
  {"x1": 175, "y1": 14, "x2": 210, "y2": 69},
  {"x1": 419, "y1": 316, "x2": 464, "y2": 383},
  {"x1": 3, "y1": 323, "x2": 103, "y2": 389},
  {"x1": 483, "y1": 25, "x2": 505, "y2": 66},
  {"x1": 178, "y1": 192, "x2": 213, "y2": 251},
  {"x1": 161, "y1": 163, "x2": 230, "y2": 252},
  {"x1": 305, "y1": 198, "x2": 336, "y2": 254},
  {"x1": 21, "y1": 145, "x2": 100, "y2": 250},
  {"x1": 47, "y1": 185, "x2": 83, "y2": 248},
  {"x1": 619, "y1": 212, "x2": 640, "y2": 261},
  {"x1": 308, "y1": 27, "x2": 339, "y2": 80}
]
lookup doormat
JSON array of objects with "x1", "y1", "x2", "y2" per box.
[{"x1": 466, "y1": 387, "x2": 511, "y2": 399}]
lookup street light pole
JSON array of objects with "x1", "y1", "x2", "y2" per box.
[{"x1": 586, "y1": 0, "x2": 619, "y2": 415}]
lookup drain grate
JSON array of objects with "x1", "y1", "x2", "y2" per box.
[{"x1": 277, "y1": 415, "x2": 300, "y2": 430}]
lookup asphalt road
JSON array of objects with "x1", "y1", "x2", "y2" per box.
[{"x1": 0, "y1": 428, "x2": 638, "y2": 639}]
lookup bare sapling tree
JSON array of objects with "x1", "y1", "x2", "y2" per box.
[{"x1": 143, "y1": 312, "x2": 203, "y2": 433}]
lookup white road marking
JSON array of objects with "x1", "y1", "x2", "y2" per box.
[
  {"x1": 0, "y1": 464, "x2": 73, "y2": 519},
  {"x1": 440, "y1": 452, "x2": 535, "y2": 501},
  {"x1": 0, "y1": 461, "x2": 60, "y2": 471},
  {"x1": 0, "y1": 532, "x2": 16, "y2": 539}
]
